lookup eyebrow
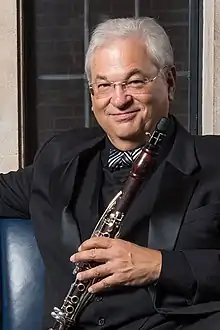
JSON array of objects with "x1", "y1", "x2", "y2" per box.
[
  {"x1": 95, "y1": 75, "x2": 108, "y2": 81},
  {"x1": 94, "y1": 69, "x2": 145, "y2": 82},
  {"x1": 125, "y1": 68, "x2": 145, "y2": 79}
]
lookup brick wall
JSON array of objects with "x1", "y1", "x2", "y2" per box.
[{"x1": 30, "y1": 0, "x2": 190, "y2": 153}]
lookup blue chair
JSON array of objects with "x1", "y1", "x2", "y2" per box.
[{"x1": 0, "y1": 219, "x2": 44, "y2": 330}]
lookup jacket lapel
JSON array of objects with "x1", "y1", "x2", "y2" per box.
[
  {"x1": 119, "y1": 161, "x2": 166, "y2": 238},
  {"x1": 49, "y1": 133, "x2": 105, "y2": 208},
  {"x1": 148, "y1": 123, "x2": 199, "y2": 251},
  {"x1": 148, "y1": 162, "x2": 198, "y2": 250},
  {"x1": 49, "y1": 134, "x2": 105, "y2": 252},
  {"x1": 120, "y1": 121, "x2": 199, "y2": 251}
]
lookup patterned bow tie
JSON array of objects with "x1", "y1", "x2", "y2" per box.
[{"x1": 107, "y1": 147, "x2": 142, "y2": 169}]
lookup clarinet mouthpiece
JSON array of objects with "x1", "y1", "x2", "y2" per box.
[{"x1": 156, "y1": 116, "x2": 170, "y2": 133}]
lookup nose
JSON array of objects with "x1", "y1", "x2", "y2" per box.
[{"x1": 110, "y1": 85, "x2": 133, "y2": 109}]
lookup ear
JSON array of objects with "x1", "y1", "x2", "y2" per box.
[
  {"x1": 89, "y1": 88, "x2": 94, "y2": 112},
  {"x1": 89, "y1": 86, "x2": 94, "y2": 96},
  {"x1": 167, "y1": 66, "x2": 176, "y2": 102}
]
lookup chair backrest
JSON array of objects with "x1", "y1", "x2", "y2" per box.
[{"x1": 0, "y1": 219, "x2": 44, "y2": 330}]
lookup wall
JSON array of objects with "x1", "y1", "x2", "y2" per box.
[
  {"x1": 214, "y1": 0, "x2": 220, "y2": 133},
  {"x1": 1, "y1": 1, "x2": 220, "y2": 173},
  {"x1": 202, "y1": 0, "x2": 220, "y2": 134},
  {"x1": 0, "y1": 0, "x2": 18, "y2": 172}
]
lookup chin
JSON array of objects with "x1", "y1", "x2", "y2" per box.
[
  {"x1": 115, "y1": 130, "x2": 146, "y2": 143},
  {"x1": 118, "y1": 122, "x2": 146, "y2": 137}
]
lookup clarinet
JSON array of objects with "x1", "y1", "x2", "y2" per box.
[{"x1": 48, "y1": 116, "x2": 170, "y2": 330}]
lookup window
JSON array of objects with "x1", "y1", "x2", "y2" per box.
[{"x1": 21, "y1": 0, "x2": 202, "y2": 164}]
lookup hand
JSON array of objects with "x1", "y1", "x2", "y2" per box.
[{"x1": 70, "y1": 237, "x2": 162, "y2": 293}]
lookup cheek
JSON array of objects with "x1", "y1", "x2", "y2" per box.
[
  {"x1": 91, "y1": 98, "x2": 105, "y2": 114},
  {"x1": 134, "y1": 93, "x2": 158, "y2": 112},
  {"x1": 146, "y1": 86, "x2": 169, "y2": 111},
  {"x1": 91, "y1": 99, "x2": 110, "y2": 125},
  {"x1": 153, "y1": 84, "x2": 167, "y2": 99},
  {"x1": 137, "y1": 90, "x2": 169, "y2": 122}
]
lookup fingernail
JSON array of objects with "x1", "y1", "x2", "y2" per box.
[
  {"x1": 70, "y1": 255, "x2": 75, "y2": 262},
  {"x1": 88, "y1": 287, "x2": 94, "y2": 293},
  {"x1": 78, "y1": 246, "x2": 82, "y2": 251}
]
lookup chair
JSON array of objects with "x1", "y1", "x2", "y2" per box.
[{"x1": 0, "y1": 218, "x2": 44, "y2": 330}]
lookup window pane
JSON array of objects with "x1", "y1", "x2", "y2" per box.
[
  {"x1": 89, "y1": 0, "x2": 136, "y2": 28},
  {"x1": 140, "y1": 0, "x2": 190, "y2": 129},
  {"x1": 34, "y1": 0, "x2": 85, "y2": 145}
]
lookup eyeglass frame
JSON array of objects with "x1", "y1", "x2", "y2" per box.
[{"x1": 88, "y1": 66, "x2": 168, "y2": 99}]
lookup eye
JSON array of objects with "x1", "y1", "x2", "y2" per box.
[
  {"x1": 127, "y1": 79, "x2": 145, "y2": 88},
  {"x1": 97, "y1": 82, "x2": 111, "y2": 90}
]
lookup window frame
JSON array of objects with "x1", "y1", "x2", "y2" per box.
[{"x1": 19, "y1": 0, "x2": 203, "y2": 166}]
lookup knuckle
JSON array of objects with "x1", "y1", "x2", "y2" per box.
[
  {"x1": 102, "y1": 279, "x2": 110, "y2": 289},
  {"x1": 94, "y1": 269, "x2": 101, "y2": 278},
  {"x1": 90, "y1": 248, "x2": 97, "y2": 259},
  {"x1": 115, "y1": 272, "x2": 125, "y2": 284},
  {"x1": 105, "y1": 264, "x2": 111, "y2": 274}
]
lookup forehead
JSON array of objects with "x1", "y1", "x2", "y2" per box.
[{"x1": 90, "y1": 37, "x2": 155, "y2": 80}]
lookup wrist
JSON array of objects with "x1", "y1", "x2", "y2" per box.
[{"x1": 150, "y1": 249, "x2": 162, "y2": 282}]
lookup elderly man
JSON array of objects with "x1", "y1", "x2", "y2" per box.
[{"x1": 1, "y1": 17, "x2": 220, "y2": 330}]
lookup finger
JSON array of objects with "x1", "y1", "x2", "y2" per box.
[
  {"x1": 77, "y1": 263, "x2": 112, "y2": 282},
  {"x1": 88, "y1": 274, "x2": 122, "y2": 293},
  {"x1": 70, "y1": 248, "x2": 110, "y2": 263},
  {"x1": 79, "y1": 237, "x2": 113, "y2": 251}
]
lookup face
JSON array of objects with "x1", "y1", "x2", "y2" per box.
[{"x1": 90, "y1": 37, "x2": 176, "y2": 150}]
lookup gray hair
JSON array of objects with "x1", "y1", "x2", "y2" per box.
[{"x1": 85, "y1": 17, "x2": 174, "y2": 82}]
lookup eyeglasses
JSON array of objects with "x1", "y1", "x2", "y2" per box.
[{"x1": 89, "y1": 68, "x2": 165, "y2": 99}]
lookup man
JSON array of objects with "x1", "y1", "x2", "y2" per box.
[{"x1": 1, "y1": 16, "x2": 220, "y2": 330}]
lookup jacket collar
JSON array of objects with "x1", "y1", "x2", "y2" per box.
[{"x1": 166, "y1": 118, "x2": 199, "y2": 175}]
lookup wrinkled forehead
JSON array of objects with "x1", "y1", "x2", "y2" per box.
[{"x1": 90, "y1": 37, "x2": 157, "y2": 81}]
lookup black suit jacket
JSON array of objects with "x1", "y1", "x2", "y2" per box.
[{"x1": 1, "y1": 117, "x2": 220, "y2": 328}]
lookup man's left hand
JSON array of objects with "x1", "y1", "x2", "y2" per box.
[{"x1": 70, "y1": 237, "x2": 162, "y2": 293}]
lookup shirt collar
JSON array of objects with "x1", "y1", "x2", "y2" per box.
[{"x1": 101, "y1": 115, "x2": 176, "y2": 169}]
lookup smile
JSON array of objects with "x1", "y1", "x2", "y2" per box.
[{"x1": 110, "y1": 110, "x2": 140, "y2": 122}]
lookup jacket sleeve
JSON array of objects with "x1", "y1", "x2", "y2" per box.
[
  {"x1": 0, "y1": 136, "x2": 55, "y2": 219},
  {"x1": 0, "y1": 165, "x2": 33, "y2": 218},
  {"x1": 150, "y1": 249, "x2": 220, "y2": 314}
]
